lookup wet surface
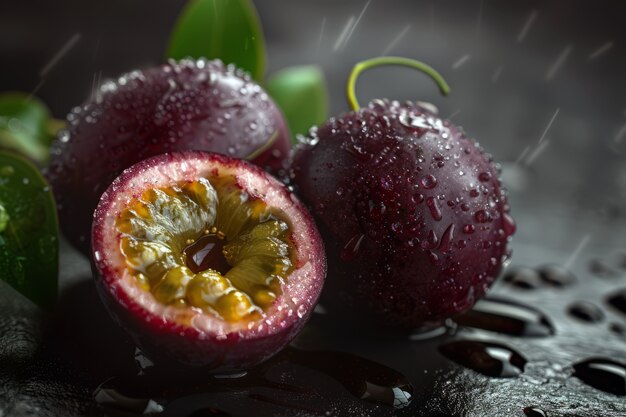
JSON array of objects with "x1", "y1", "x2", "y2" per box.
[
  {"x1": 94, "y1": 347, "x2": 413, "y2": 416},
  {"x1": 2, "y1": 0, "x2": 626, "y2": 416},
  {"x1": 438, "y1": 340, "x2": 527, "y2": 378},
  {"x1": 2, "y1": 230, "x2": 626, "y2": 416}
]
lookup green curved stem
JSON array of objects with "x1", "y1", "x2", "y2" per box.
[{"x1": 346, "y1": 56, "x2": 450, "y2": 111}]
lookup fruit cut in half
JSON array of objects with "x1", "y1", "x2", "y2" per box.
[
  {"x1": 48, "y1": 59, "x2": 291, "y2": 252},
  {"x1": 92, "y1": 152, "x2": 325, "y2": 372}
]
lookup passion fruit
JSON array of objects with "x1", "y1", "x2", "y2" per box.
[
  {"x1": 290, "y1": 58, "x2": 515, "y2": 327},
  {"x1": 48, "y1": 59, "x2": 290, "y2": 252},
  {"x1": 92, "y1": 151, "x2": 325, "y2": 371}
]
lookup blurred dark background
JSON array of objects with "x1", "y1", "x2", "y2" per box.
[
  {"x1": 2, "y1": 0, "x2": 626, "y2": 261},
  {"x1": 2, "y1": 1, "x2": 626, "y2": 416}
]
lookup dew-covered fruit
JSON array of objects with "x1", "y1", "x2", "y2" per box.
[
  {"x1": 290, "y1": 99, "x2": 514, "y2": 327},
  {"x1": 92, "y1": 152, "x2": 325, "y2": 371},
  {"x1": 48, "y1": 59, "x2": 290, "y2": 252}
]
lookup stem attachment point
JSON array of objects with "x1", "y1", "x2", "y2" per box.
[{"x1": 346, "y1": 57, "x2": 450, "y2": 111}]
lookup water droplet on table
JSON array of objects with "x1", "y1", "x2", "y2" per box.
[
  {"x1": 523, "y1": 406, "x2": 548, "y2": 417},
  {"x1": 606, "y1": 289, "x2": 626, "y2": 315},
  {"x1": 537, "y1": 264, "x2": 576, "y2": 287},
  {"x1": 438, "y1": 340, "x2": 527, "y2": 377},
  {"x1": 567, "y1": 301, "x2": 605, "y2": 323},
  {"x1": 453, "y1": 297, "x2": 554, "y2": 337},
  {"x1": 572, "y1": 358, "x2": 626, "y2": 396},
  {"x1": 502, "y1": 267, "x2": 542, "y2": 290}
]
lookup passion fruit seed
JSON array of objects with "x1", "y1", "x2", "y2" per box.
[{"x1": 115, "y1": 175, "x2": 294, "y2": 322}]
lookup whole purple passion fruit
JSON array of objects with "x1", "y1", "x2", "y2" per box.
[
  {"x1": 92, "y1": 151, "x2": 325, "y2": 371},
  {"x1": 290, "y1": 58, "x2": 515, "y2": 327},
  {"x1": 48, "y1": 59, "x2": 290, "y2": 251}
]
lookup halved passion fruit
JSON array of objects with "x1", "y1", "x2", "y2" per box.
[{"x1": 92, "y1": 152, "x2": 325, "y2": 371}]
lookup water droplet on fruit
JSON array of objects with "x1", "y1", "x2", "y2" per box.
[
  {"x1": 426, "y1": 230, "x2": 438, "y2": 248},
  {"x1": 438, "y1": 340, "x2": 526, "y2": 377},
  {"x1": 380, "y1": 175, "x2": 393, "y2": 191},
  {"x1": 59, "y1": 130, "x2": 70, "y2": 143},
  {"x1": 412, "y1": 194, "x2": 424, "y2": 204},
  {"x1": 399, "y1": 111, "x2": 430, "y2": 134},
  {"x1": 297, "y1": 304, "x2": 307, "y2": 319},
  {"x1": 572, "y1": 358, "x2": 626, "y2": 396},
  {"x1": 421, "y1": 175, "x2": 438, "y2": 189},
  {"x1": 478, "y1": 172, "x2": 492, "y2": 182},
  {"x1": 453, "y1": 297, "x2": 555, "y2": 337},
  {"x1": 341, "y1": 234, "x2": 365, "y2": 261},
  {"x1": 469, "y1": 189, "x2": 479, "y2": 198},
  {"x1": 502, "y1": 213, "x2": 516, "y2": 236},
  {"x1": 439, "y1": 224, "x2": 455, "y2": 252},
  {"x1": 474, "y1": 210, "x2": 490, "y2": 223},
  {"x1": 463, "y1": 224, "x2": 475, "y2": 234},
  {"x1": 426, "y1": 197, "x2": 442, "y2": 221},
  {"x1": 567, "y1": 301, "x2": 604, "y2": 323}
]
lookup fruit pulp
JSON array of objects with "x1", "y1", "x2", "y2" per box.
[{"x1": 115, "y1": 175, "x2": 295, "y2": 322}]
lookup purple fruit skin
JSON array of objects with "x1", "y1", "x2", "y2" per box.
[
  {"x1": 47, "y1": 59, "x2": 290, "y2": 252},
  {"x1": 290, "y1": 99, "x2": 515, "y2": 327}
]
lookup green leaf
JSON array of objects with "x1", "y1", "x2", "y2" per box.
[
  {"x1": 166, "y1": 0, "x2": 266, "y2": 81},
  {"x1": 267, "y1": 66, "x2": 329, "y2": 143},
  {"x1": 0, "y1": 92, "x2": 55, "y2": 165},
  {"x1": 0, "y1": 151, "x2": 58, "y2": 309}
]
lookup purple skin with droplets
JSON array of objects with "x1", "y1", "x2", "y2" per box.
[
  {"x1": 47, "y1": 59, "x2": 290, "y2": 252},
  {"x1": 291, "y1": 99, "x2": 515, "y2": 327}
]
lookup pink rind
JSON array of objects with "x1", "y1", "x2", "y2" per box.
[{"x1": 92, "y1": 151, "x2": 326, "y2": 371}]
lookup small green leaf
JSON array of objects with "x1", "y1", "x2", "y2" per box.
[
  {"x1": 0, "y1": 151, "x2": 58, "y2": 309},
  {"x1": 0, "y1": 203, "x2": 8, "y2": 232},
  {"x1": 167, "y1": 0, "x2": 267, "y2": 81},
  {"x1": 0, "y1": 92, "x2": 55, "y2": 165},
  {"x1": 267, "y1": 66, "x2": 329, "y2": 143}
]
